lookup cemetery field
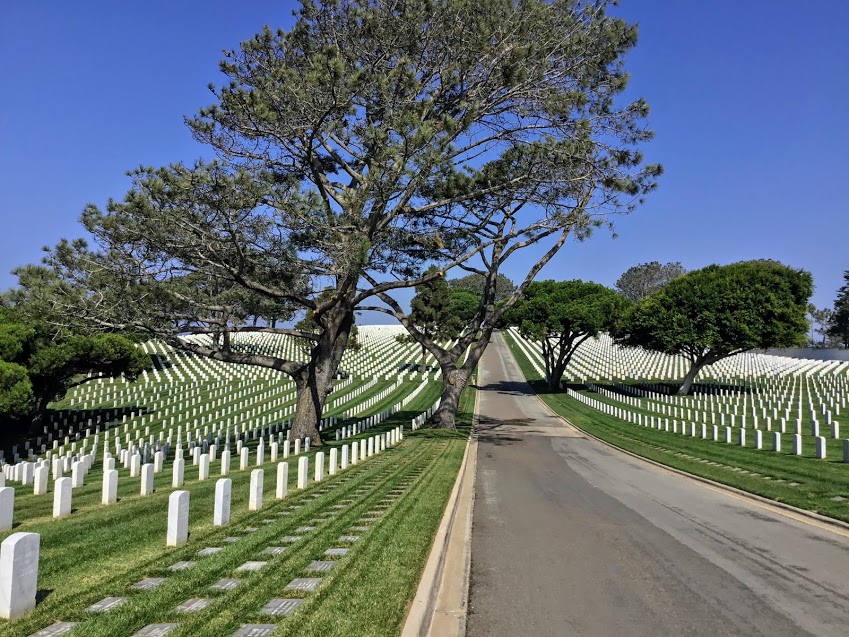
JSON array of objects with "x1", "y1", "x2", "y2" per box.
[
  {"x1": 0, "y1": 404, "x2": 472, "y2": 637},
  {"x1": 502, "y1": 330, "x2": 849, "y2": 524},
  {"x1": 0, "y1": 326, "x2": 474, "y2": 637}
]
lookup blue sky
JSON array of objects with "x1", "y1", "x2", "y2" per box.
[{"x1": 1, "y1": 1, "x2": 847, "y2": 322}]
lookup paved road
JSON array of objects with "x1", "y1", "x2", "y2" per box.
[{"x1": 467, "y1": 333, "x2": 849, "y2": 637}]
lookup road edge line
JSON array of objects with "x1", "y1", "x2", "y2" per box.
[{"x1": 400, "y1": 390, "x2": 479, "y2": 637}]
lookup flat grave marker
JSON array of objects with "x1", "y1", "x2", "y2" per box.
[
  {"x1": 168, "y1": 561, "x2": 196, "y2": 571},
  {"x1": 176, "y1": 597, "x2": 211, "y2": 612},
  {"x1": 305, "y1": 560, "x2": 335, "y2": 572},
  {"x1": 284, "y1": 577, "x2": 322, "y2": 592},
  {"x1": 131, "y1": 625, "x2": 179, "y2": 637},
  {"x1": 131, "y1": 577, "x2": 165, "y2": 590},
  {"x1": 231, "y1": 626, "x2": 278, "y2": 637},
  {"x1": 26, "y1": 622, "x2": 79, "y2": 637},
  {"x1": 235, "y1": 561, "x2": 267, "y2": 572},
  {"x1": 211, "y1": 578, "x2": 240, "y2": 591},
  {"x1": 86, "y1": 596, "x2": 127, "y2": 612},
  {"x1": 260, "y1": 598, "x2": 303, "y2": 616}
]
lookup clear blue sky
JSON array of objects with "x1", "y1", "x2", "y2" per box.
[{"x1": 1, "y1": 1, "x2": 847, "y2": 320}]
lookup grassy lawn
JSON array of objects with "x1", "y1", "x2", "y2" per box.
[
  {"x1": 0, "y1": 383, "x2": 473, "y2": 637},
  {"x1": 501, "y1": 330, "x2": 849, "y2": 524}
]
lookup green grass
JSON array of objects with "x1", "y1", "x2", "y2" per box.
[
  {"x1": 501, "y1": 330, "x2": 849, "y2": 524},
  {"x1": 0, "y1": 383, "x2": 473, "y2": 637}
]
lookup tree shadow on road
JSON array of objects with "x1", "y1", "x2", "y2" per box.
[
  {"x1": 475, "y1": 414, "x2": 536, "y2": 446},
  {"x1": 477, "y1": 379, "x2": 536, "y2": 397}
]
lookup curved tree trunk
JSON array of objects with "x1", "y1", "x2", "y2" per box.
[
  {"x1": 431, "y1": 331, "x2": 492, "y2": 429},
  {"x1": 677, "y1": 362, "x2": 703, "y2": 396},
  {"x1": 289, "y1": 308, "x2": 355, "y2": 444},
  {"x1": 432, "y1": 366, "x2": 470, "y2": 429}
]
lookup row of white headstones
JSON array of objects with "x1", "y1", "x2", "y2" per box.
[
  {"x1": 2, "y1": 325, "x2": 435, "y2": 465},
  {"x1": 508, "y1": 327, "x2": 848, "y2": 431},
  {"x1": 0, "y1": 425, "x2": 404, "y2": 622},
  {"x1": 0, "y1": 404, "x2": 412, "y2": 529},
  {"x1": 507, "y1": 328, "x2": 849, "y2": 461},
  {"x1": 554, "y1": 331, "x2": 849, "y2": 384},
  {"x1": 3, "y1": 360, "x2": 434, "y2": 501},
  {"x1": 27, "y1": 371, "x2": 385, "y2": 461}
]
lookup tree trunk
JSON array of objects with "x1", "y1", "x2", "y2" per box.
[
  {"x1": 677, "y1": 362, "x2": 703, "y2": 396},
  {"x1": 431, "y1": 331, "x2": 492, "y2": 429},
  {"x1": 420, "y1": 344, "x2": 427, "y2": 374},
  {"x1": 289, "y1": 308, "x2": 354, "y2": 444},
  {"x1": 431, "y1": 367, "x2": 470, "y2": 429},
  {"x1": 547, "y1": 363, "x2": 566, "y2": 392}
]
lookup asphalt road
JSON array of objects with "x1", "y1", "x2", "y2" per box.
[{"x1": 466, "y1": 333, "x2": 849, "y2": 637}]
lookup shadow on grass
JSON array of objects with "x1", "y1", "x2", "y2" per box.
[{"x1": 590, "y1": 380, "x2": 755, "y2": 398}]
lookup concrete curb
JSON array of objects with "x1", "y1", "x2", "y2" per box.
[
  {"x1": 400, "y1": 391, "x2": 479, "y2": 637},
  {"x1": 529, "y1": 384, "x2": 849, "y2": 537}
]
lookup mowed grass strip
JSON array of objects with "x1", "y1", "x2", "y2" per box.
[
  {"x1": 501, "y1": 331, "x2": 849, "y2": 523},
  {"x1": 0, "y1": 381, "x2": 469, "y2": 637}
]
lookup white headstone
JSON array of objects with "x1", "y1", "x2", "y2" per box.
[
  {"x1": 140, "y1": 463, "x2": 154, "y2": 495},
  {"x1": 314, "y1": 452, "x2": 325, "y2": 482},
  {"x1": 33, "y1": 467, "x2": 48, "y2": 496},
  {"x1": 240, "y1": 448, "x2": 249, "y2": 471},
  {"x1": 20, "y1": 463, "x2": 33, "y2": 487},
  {"x1": 0, "y1": 532, "x2": 39, "y2": 620},
  {"x1": 276, "y1": 462, "x2": 288, "y2": 500},
  {"x1": 70, "y1": 461, "x2": 84, "y2": 489},
  {"x1": 297, "y1": 456, "x2": 308, "y2": 490},
  {"x1": 214, "y1": 478, "x2": 231, "y2": 526},
  {"x1": 221, "y1": 450, "x2": 231, "y2": 476},
  {"x1": 329, "y1": 448, "x2": 337, "y2": 476},
  {"x1": 256, "y1": 444, "x2": 265, "y2": 467},
  {"x1": 249, "y1": 469, "x2": 263, "y2": 511},
  {"x1": 52, "y1": 477, "x2": 71, "y2": 519},
  {"x1": 341, "y1": 445, "x2": 349, "y2": 470},
  {"x1": 199, "y1": 454, "x2": 210, "y2": 481},
  {"x1": 102, "y1": 469, "x2": 118, "y2": 505},
  {"x1": 167, "y1": 490, "x2": 190, "y2": 547},
  {"x1": 816, "y1": 436, "x2": 827, "y2": 459},
  {"x1": 0, "y1": 489, "x2": 13, "y2": 532},
  {"x1": 172, "y1": 458, "x2": 185, "y2": 488}
]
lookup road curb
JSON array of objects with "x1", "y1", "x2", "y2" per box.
[
  {"x1": 529, "y1": 385, "x2": 849, "y2": 536},
  {"x1": 400, "y1": 391, "x2": 479, "y2": 637}
]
